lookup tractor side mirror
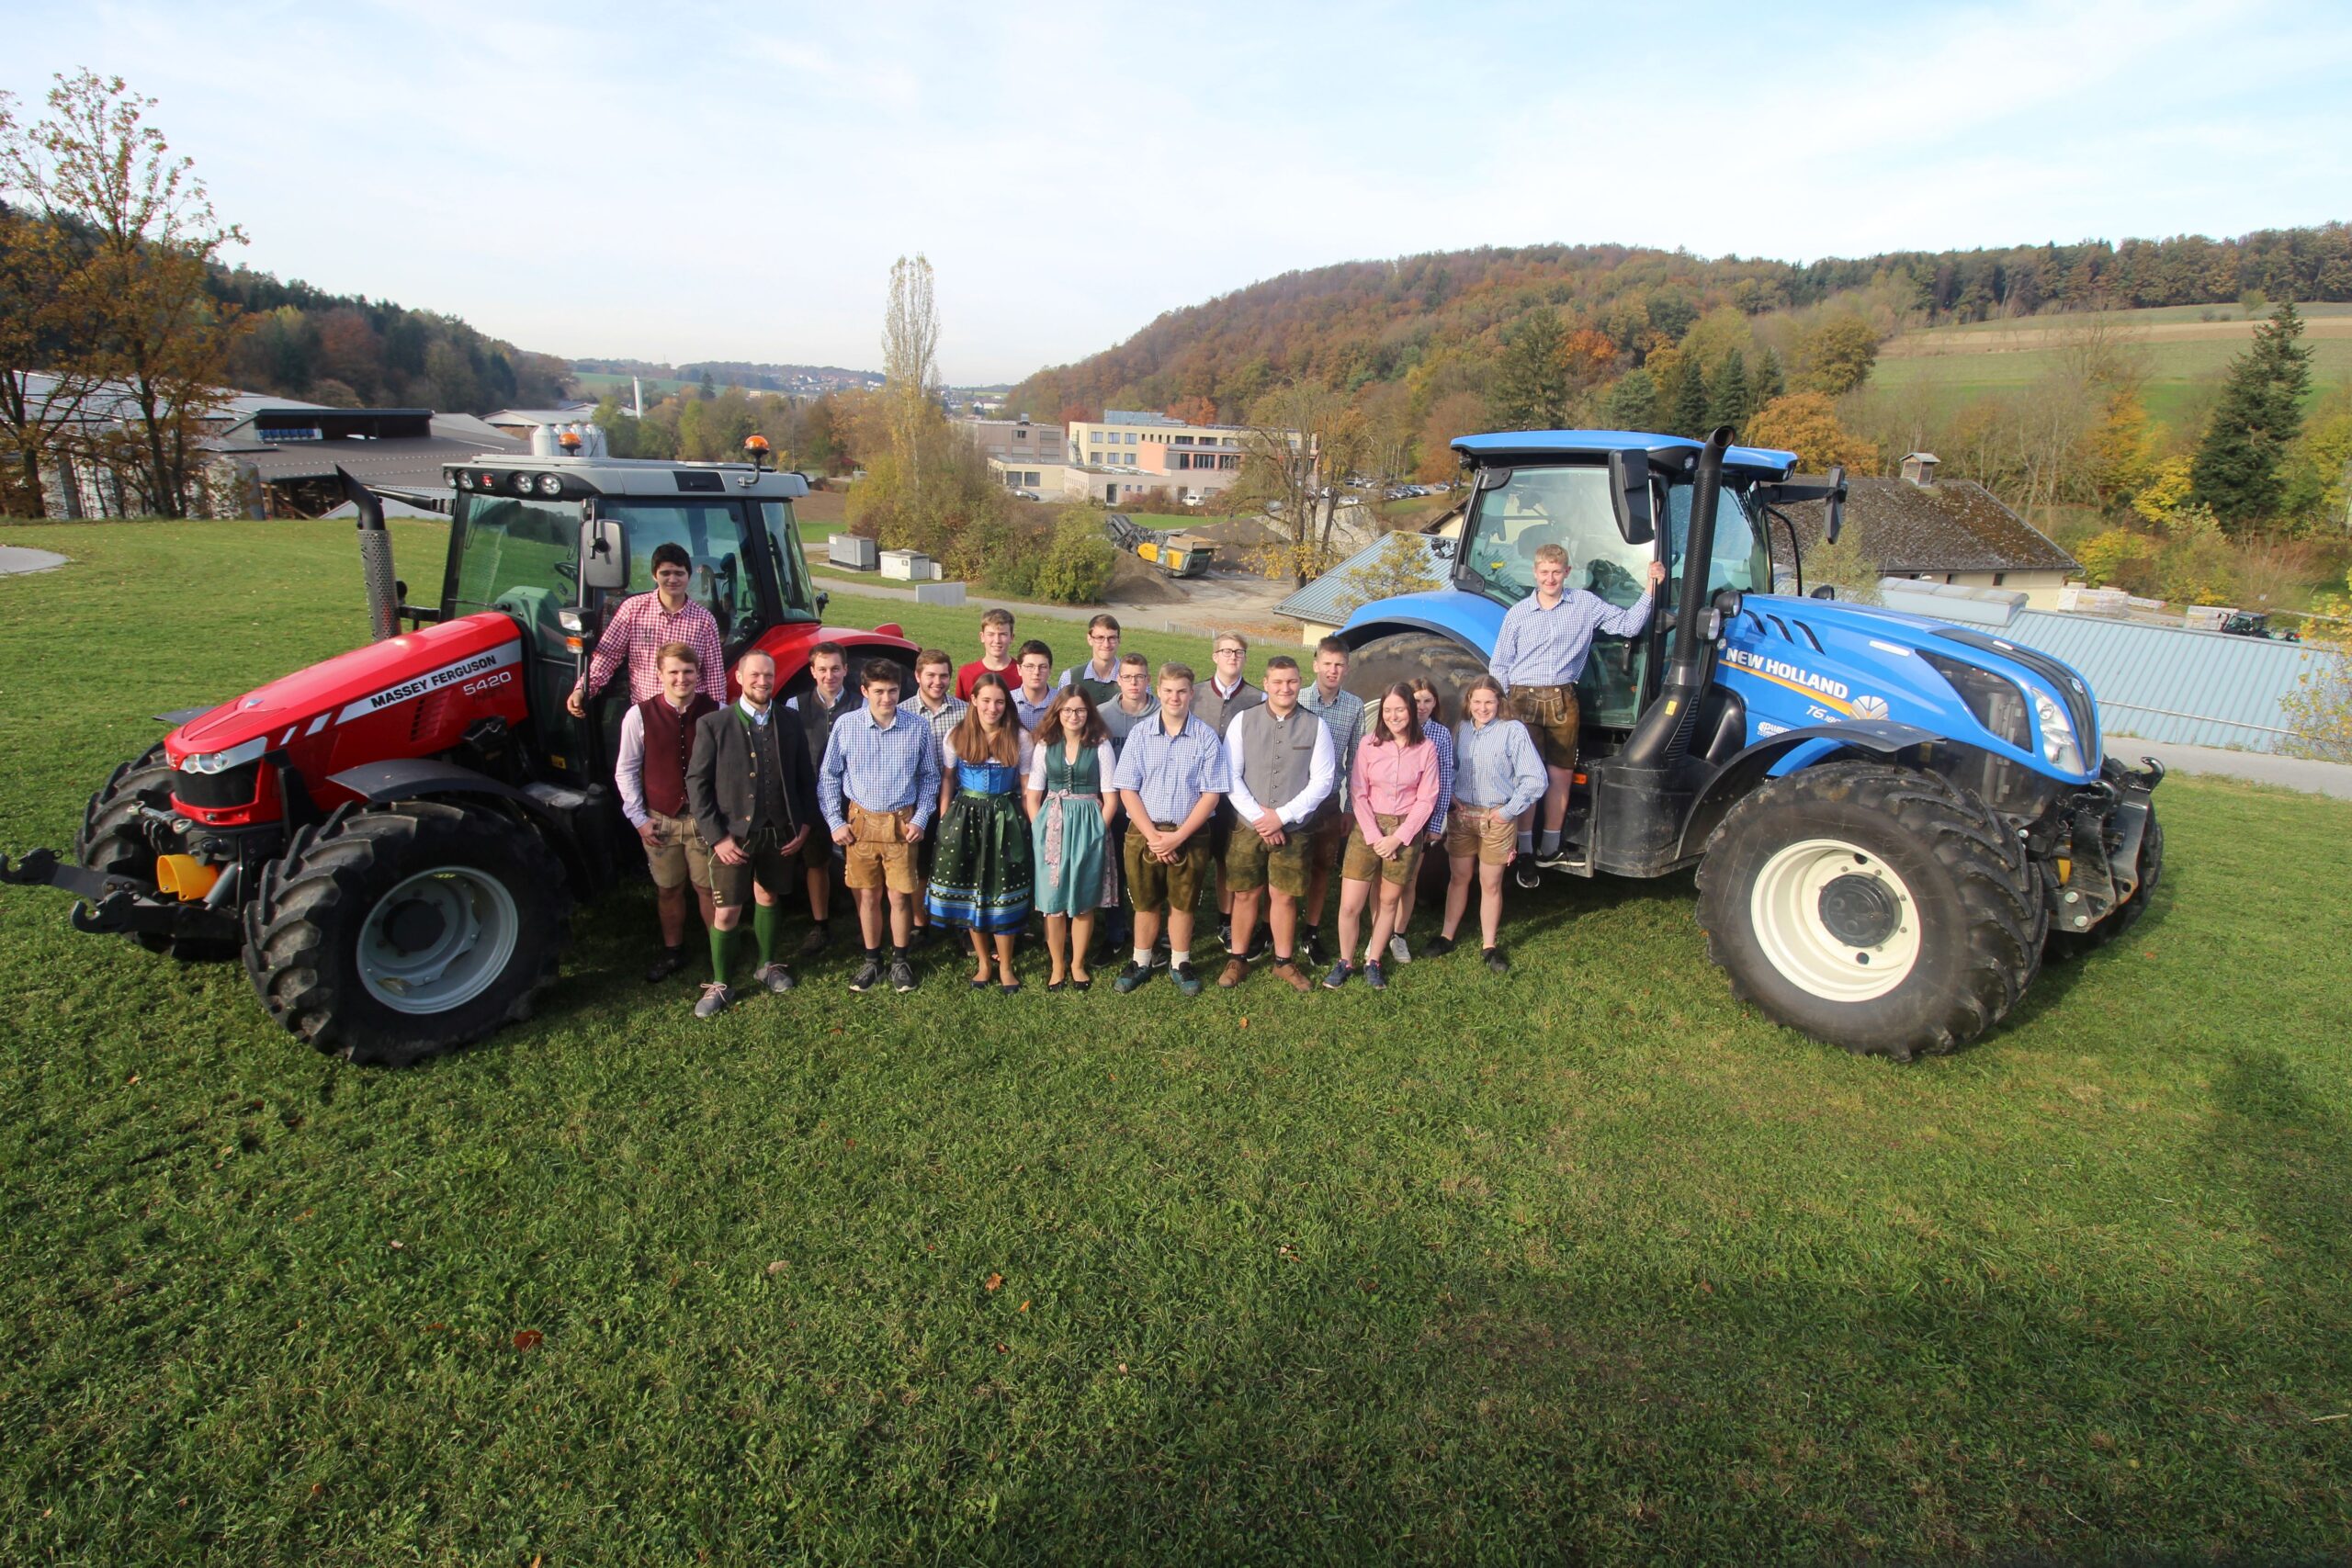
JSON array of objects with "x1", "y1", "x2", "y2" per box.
[
  {"x1": 1607, "y1": 449, "x2": 1655, "y2": 546},
  {"x1": 581, "y1": 518, "x2": 629, "y2": 593},
  {"x1": 1810, "y1": 583, "x2": 1838, "y2": 600},
  {"x1": 815, "y1": 589, "x2": 831, "y2": 615},
  {"x1": 1823, "y1": 465, "x2": 1847, "y2": 544}
]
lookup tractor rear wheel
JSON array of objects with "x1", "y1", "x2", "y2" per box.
[
  {"x1": 2044, "y1": 804, "x2": 2164, "y2": 961},
  {"x1": 1696, "y1": 761, "x2": 2040, "y2": 1062},
  {"x1": 243, "y1": 799, "x2": 570, "y2": 1067},
  {"x1": 75, "y1": 743, "x2": 236, "y2": 961},
  {"x1": 1343, "y1": 632, "x2": 1488, "y2": 716}
]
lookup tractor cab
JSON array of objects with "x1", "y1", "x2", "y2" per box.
[{"x1": 426, "y1": 452, "x2": 829, "y2": 786}]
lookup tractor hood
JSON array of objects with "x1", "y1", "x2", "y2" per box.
[
  {"x1": 1722, "y1": 592, "x2": 2103, "y2": 784},
  {"x1": 164, "y1": 613, "x2": 524, "y2": 765}
]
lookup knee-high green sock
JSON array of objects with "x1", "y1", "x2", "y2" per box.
[
  {"x1": 753, "y1": 901, "x2": 781, "y2": 967},
  {"x1": 708, "y1": 922, "x2": 736, "y2": 983}
]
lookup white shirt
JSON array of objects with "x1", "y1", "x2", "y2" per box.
[
  {"x1": 1023, "y1": 737, "x2": 1121, "y2": 795},
  {"x1": 615, "y1": 694, "x2": 704, "y2": 828},
  {"x1": 1223, "y1": 705, "x2": 1337, "y2": 826}
]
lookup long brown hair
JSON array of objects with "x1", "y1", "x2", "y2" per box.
[
  {"x1": 1367, "y1": 682, "x2": 1425, "y2": 748},
  {"x1": 1407, "y1": 675, "x2": 1447, "y2": 731},
  {"x1": 949, "y1": 671, "x2": 1023, "y2": 765},
  {"x1": 1033, "y1": 683, "x2": 1107, "y2": 748}
]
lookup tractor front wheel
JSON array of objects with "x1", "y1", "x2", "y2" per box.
[
  {"x1": 243, "y1": 799, "x2": 571, "y2": 1067},
  {"x1": 1696, "y1": 761, "x2": 2040, "y2": 1061},
  {"x1": 1343, "y1": 632, "x2": 1489, "y2": 716}
]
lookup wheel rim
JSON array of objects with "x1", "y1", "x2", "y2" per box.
[
  {"x1": 1748, "y1": 838, "x2": 1922, "y2": 1003},
  {"x1": 356, "y1": 865, "x2": 520, "y2": 1015}
]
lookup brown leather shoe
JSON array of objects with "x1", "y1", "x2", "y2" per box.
[
  {"x1": 1270, "y1": 959, "x2": 1312, "y2": 993},
  {"x1": 1217, "y1": 957, "x2": 1249, "y2": 988}
]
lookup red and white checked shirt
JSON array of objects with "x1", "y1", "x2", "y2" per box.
[{"x1": 576, "y1": 592, "x2": 725, "y2": 705}]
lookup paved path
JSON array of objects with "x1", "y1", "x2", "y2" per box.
[
  {"x1": 2111, "y1": 738, "x2": 2352, "y2": 800},
  {"x1": 0, "y1": 545, "x2": 66, "y2": 576}
]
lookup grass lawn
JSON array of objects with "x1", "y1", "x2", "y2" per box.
[{"x1": 3, "y1": 521, "x2": 2349, "y2": 1562}]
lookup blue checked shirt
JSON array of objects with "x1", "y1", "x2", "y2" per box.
[
  {"x1": 1425, "y1": 720, "x2": 1454, "y2": 838},
  {"x1": 1487, "y1": 589, "x2": 1655, "y2": 689},
  {"x1": 1111, "y1": 711, "x2": 1230, "y2": 824},
  {"x1": 1452, "y1": 716, "x2": 1548, "y2": 820},
  {"x1": 1299, "y1": 682, "x2": 1367, "y2": 812},
  {"x1": 1013, "y1": 686, "x2": 1057, "y2": 733},
  {"x1": 818, "y1": 705, "x2": 944, "y2": 832}
]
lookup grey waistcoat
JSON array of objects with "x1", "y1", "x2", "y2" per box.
[{"x1": 1231, "y1": 703, "x2": 1318, "y2": 813}]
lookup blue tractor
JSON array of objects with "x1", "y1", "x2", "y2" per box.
[{"x1": 1335, "y1": 427, "x2": 2164, "y2": 1060}]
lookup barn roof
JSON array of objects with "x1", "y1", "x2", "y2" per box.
[{"x1": 1778, "y1": 476, "x2": 2078, "y2": 575}]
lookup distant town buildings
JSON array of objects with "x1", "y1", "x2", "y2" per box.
[{"x1": 957, "y1": 408, "x2": 1302, "y2": 507}]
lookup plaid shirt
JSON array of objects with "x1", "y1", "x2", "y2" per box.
[
  {"x1": 1111, "y1": 712, "x2": 1230, "y2": 824},
  {"x1": 907, "y1": 691, "x2": 968, "y2": 770},
  {"x1": 577, "y1": 591, "x2": 724, "y2": 705},
  {"x1": 1425, "y1": 719, "x2": 1455, "y2": 838},
  {"x1": 1298, "y1": 682, "x2": 1367, "y2": 812},
  {"x1": 1488, "y1": 589, "x2": 1654, "y2": 689},
  {"x1": 818, "y1": 705, "x2": 944, "y2": 831}
]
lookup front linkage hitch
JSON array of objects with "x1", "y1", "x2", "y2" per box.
[
  {"x1": 2015, "y1": 756, "x2": 2165, "y2": 934},
  {"x1": 0, "y1": 848, "x2": 243, "y2": 945}
]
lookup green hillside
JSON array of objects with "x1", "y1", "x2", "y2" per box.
[{"x1": 1872, "y1": 303, "x2": 2352, "y2": 426}]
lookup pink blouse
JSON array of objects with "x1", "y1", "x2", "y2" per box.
[{"x1": 1352, "y1": 734, "x2": 1439, "y2": 841}]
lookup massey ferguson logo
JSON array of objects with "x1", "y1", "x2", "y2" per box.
[{"x1": 338, "y1": 644, "x2": 520, "y2": 724}]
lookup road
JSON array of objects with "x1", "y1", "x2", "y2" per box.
[{"x1": 2114, "y1": 738, "x2": 2352, "y2": 801}]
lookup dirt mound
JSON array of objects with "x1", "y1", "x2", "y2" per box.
[{"x1": 1104, "y1": 551, "x2": 1186, "y2": 604}]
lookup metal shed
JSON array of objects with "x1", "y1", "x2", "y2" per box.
[{"x1": 1996, "y1": 610, "x2": 2324, "y2": 754}]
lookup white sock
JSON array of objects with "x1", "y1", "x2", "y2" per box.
[
  {"x1": 1170, "y1": 949, "x2": 1191, "y2": 969},
  {"x1": 1133, "y1": 948, "x2": 1152, "y2": 968}
]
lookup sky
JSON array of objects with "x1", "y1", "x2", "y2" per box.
[{"x1": 5, "y1": 0, "x2": 2349, "y2": 385}]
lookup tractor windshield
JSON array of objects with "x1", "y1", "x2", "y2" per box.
[{"x1": 1661, "y1": 483, "x2": 1769, "y2": 610}]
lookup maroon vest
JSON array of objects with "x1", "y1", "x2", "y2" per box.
[{"x1": 638, "y1": 692, "x2": 717, "y2": 817}]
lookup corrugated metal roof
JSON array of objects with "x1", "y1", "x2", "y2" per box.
[
  {"x1": 1994, "y1": 609, "x2": 2324, "y2": 753},
  {"x1": 1276, "y1": 533, "x2": 1456, "y2": 627}
]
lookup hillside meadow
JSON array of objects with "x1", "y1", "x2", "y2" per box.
[{"x1": 1, "y1": 519, "x2": 2347, "y2": 1562}]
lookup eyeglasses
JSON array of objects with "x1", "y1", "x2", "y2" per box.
[{"x1": 1214, "y1": 645, "x2": 1243, "y2": 658}]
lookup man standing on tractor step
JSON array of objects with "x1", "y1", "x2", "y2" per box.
[
  {"x1": 616, "y1": 641, "x2": 720, "y2": 984},
  {"x1": 569, "y1": 541, "x2": 723, "y2": 714},
  {"x1": 685, "y1": 649, "x2": 821, "y2": 1018},
  {"x1": 786, "y1": 643, "x2": 858, "y2": 959},
  {"x1": 820, "y1": 659, "x2": 943, "y2": 995},
  {"x1": 1488, "y1": 542, "x2": 1668, "y2": 887}
]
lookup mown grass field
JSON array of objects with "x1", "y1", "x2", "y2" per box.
[
  {"x1": 3, "y1": 520, "x2": 2349, "y2": 1562},
  {"x1": 1872, "y1": 302, "x2": 2352, "y2": 428}
]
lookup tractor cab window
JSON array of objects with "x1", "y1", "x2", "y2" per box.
[
  {"x1": 1459, "y1": 465, "x2": 1658, "y2": 728},
  {"x1": 603, "y1": 502, "x2": 763, "y2": 648},
  {"x1": 1661, "y1": 483, "x2": 1766, "y2": 608},
  {"x1": 448, "y1": 494, "x2": 582, "y2": 647},
  {"x1": 758, "y1": 501, "x2": 820, "y2": 623}
]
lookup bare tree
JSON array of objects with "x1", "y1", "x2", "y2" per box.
[
  {"x1": 1, "y1": 73, "x2": 247, "y2": 516},
  {"x1": 1225, "y1": 381, "x2": 1363, "y2": 585},
  {"x1": 882, "y1": 254, "x2": 939, "y2": 509}
]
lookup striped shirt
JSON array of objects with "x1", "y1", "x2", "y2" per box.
[
  {"x1": 1452, "y1": 716, "x2": 1547, "y2": 819},
  {"x1": 818, "y1": 705, "x2": 944, "y2": 831},
  {"x1": 1488, "y1": 589, "x2": 1655, "y2": 689},
  {"x1": 577, "y1": 591, "x2": 724, "y2": 705},
  {"x1": 1298, "y1": 682, "x2": 1367, "y2": 812},
  {"x1": 1111, "y1": 712, "x2": 1230, "y2": 824},
  {"x1": 906, "y1": 692, "x2": 968, "y2": 767}
]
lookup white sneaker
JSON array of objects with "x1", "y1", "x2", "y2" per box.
[{"x1": 1388, "y1": 934, "x2": 1411, "y2": 964}]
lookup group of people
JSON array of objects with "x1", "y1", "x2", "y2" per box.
[{"x1": 582, "y1": 541, "x2": 1665, "y2": 1017}]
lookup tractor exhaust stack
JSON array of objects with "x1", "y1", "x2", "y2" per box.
[
  {"x1": 341, "y1": 467, "x2": 400, "y2": 642},
  {"x1": 1619, "y1": 425, "x2": 1733, "y2": 769}
]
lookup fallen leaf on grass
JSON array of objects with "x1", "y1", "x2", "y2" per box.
[
  {"x1": 1018, "y1": 1301, "x2": 1030, "y2": 1313},
  {"x1": 984, "y1": 1272, "x2": 1003, "y2": 1292},
  {"x1": 996, "y1": 1342, "x2": 1009, "y2": 1354},
  {"x1": 1238, "y1": 1017, "x2": 1249, "y2": 1030},
  {"x1": 513, "y1": 1329, "x2": 544, "y2": 1351},
  {"x1": 126, "y1": 1075, "x2": 139, "y2": 1086},
  {"x1": 766, "y1": 1260, "x2": 786, "y2": 1276},
  {"x1": 425, "y1": 1323, "x2": 446, "y2": 1332},
  {"x1": 388, "y1": 1240, "x2": 403, "y2": 1251}
]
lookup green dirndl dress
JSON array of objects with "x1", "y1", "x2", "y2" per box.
[
  {"x1": 926, "y1": 754, "x2": 1034, "y2": 932},
  {"x1": 1032, "y1": 740, "x2": 1116, "y2": 916}
]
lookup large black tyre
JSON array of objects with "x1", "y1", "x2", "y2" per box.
[
  {"x1": 2044, "y1": 804, "x2": 2164, "y2": 961},
  {"x1": 74, "y1": 743, "x2": 236, "y2": 961},
  {"x1": 1343, "y1": 631, "x2": 1488, "y2": 716},
  {"x1": 242, "y1": 800, "x2": 571, "y2": 1067},
  {"x1": 1695, "y1": 761, "x2": 2041, "y2": 1062}
]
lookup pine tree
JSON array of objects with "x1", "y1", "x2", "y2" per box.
[
  {"x1": 1600, "y1": 369, "x2": 1657, "y2": 430},
  {"x1": 2191, "y1": 299, "x2": 2313, "y2": 526},
  {"x1": 1489, "y1": 308, "x2": 1568, "y2": 431},
  {"x1": 1754, "y1": 347, "x2": 1786, "y2": 403},
  {"x1": 1670, "y1": 356, "x2": 1712, "y2": 437},
  {"x1": 1708, "y1": 352, "x2": 1752, "y2": 431}
]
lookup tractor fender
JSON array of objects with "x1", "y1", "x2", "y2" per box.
[
  {"x1": 322, "y1": 759, "x2": 609, "y2": 892},
  {"x1": 1338, "y1": 586, "x2": 1504, "y2": 660},
  {"x1": 1677, "y1": 720, "x2": 1945, "y2": 860}
]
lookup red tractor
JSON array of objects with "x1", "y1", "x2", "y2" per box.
[{"x1": 2, "y1": 447, "x2": 916, "y2": 1066}]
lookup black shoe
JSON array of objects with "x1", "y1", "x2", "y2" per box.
[
  {"x1": 849, "y1": 955, "x2": 883, "y2": 992},
  {"x1": 1172, "y1": 962, "x2": 1203, "y2": 996},
  {"x1": 798, "y1": 923, "x2": 831, "y2": 959},
  {"x1": 644, "y1": 946, "x2": 688, "y2": 984},
  {"x1": 1114, "y1": 961, "x2": 1151, "y2": 993},
  {"x1": 1217, "y1": 919, "x2": 1233, "y2": 952},
  {"x1": 1485, "y1": 946, "x2": 1510, "y2": 976},
  {"x1": 889, "y1": 957, "x2": 918, "y2": 993},
  {"x1": 1150, "y1": 942, "x2": 1170, "y2": 970},
  {"x1": 1299, "y1": 927, "x2": 1324, "y2": 966},
  {"x1": 1513, "y1": 859, "x2": 1541, "y2": 890},
  {"x1": 1422, "y1": 934, "x2": 1455, "y2": 958},
  {"x1": 1242, "y1": 931, "x2": 1272, "y2": 964},
  {"x1": 910, "y1": 923, "x2": 938, "y2": 951}
]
